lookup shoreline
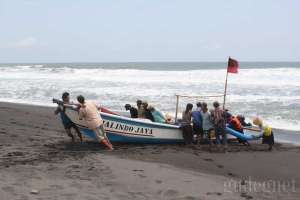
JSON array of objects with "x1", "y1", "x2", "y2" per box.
[
  {"x1": 0, "y1": 102, "x2": 299, "y2": 199},
  {"x1": 1, "y1": 100, "x2": 300, "y2": 144}
]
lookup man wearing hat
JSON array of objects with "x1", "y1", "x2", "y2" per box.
[
  {"x1": 253, "y1": 117, "x2": 275, "y2": 151},
  {"x1": 125, "y1": 104, "x2": 138, "y2": 118}
]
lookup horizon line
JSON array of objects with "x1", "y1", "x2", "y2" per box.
[{"x1": 1, "y1": 60, "x2": 300, "y2": 64}]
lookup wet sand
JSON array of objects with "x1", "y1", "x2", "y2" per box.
[{"x1": 0, "y1": 102, "x2": 299, "y2": 200}]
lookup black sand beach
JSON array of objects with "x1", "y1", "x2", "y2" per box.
[{"x1": 0, "y1": 102, "x2": 299, "y2": 200}]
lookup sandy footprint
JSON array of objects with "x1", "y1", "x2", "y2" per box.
[
  {"x1": 203, "y1": 158, "x2": 213, "y2": 162},
  {"x1": 137, "y1": 174, "x2": 147, "y2": 178},
  {"x1": 132, "y1": 169, "x2": 144, "y2": 172},
  {"x1": 227, "y1": 172, "x2": 235, "y2": 177},
  {"x1": 162, "y1": 189, "x2": 180, "y2": 197},
  {"x1": 206, "y1": 191, "x2": 222, "y2": 196},
  {"x1": 2, "y1": 185, "x2": 16, "y2": 195},
  {"x1": 176, "y1": 196, "x2": 199, "y2": 200},
  {"x1": 217, "y1": 164, "x2": 224, "y2": 169}
]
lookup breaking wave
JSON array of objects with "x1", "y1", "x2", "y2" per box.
[{"x1": 0, "y1": 62, "x2": 300, "y2": 131}]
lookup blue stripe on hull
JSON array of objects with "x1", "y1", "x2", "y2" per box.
[
  {"x1": 79, "y1": 127, "x2": 183, "y2": 144},
  {"x1": 101, "y1": 114, "x2": 179, "y2": 130}
]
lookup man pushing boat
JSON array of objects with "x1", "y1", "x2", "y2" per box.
[
  {"x1": 54, "y1": 92, "x2": 83, "y2": 143},
  {"x1": 77, "y1": 95, "x2": 114, "y2": 150}
]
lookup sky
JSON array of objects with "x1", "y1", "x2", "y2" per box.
[{"x1": 0, "y1": 0, "x2": 299, "y2": 62}]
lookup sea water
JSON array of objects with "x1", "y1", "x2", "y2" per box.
[{"x1": 0, "y1": 62, "x2": 299, "y2": 134}]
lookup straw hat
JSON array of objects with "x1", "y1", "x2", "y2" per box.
[
  {"x1": 165, "y1": 113, "x2": 173, "y2": 122},
  {"x1": 253, "y1": 117, "x2": 263, "y2": 126}
]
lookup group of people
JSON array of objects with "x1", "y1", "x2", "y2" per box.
[
  {"x1": 181, "y1": 101, "x2": 228, "y2": 150},
  {"x1": 125, "y1": 100, "x2": 168, "y2": 123},
  {"x1": 54, "y1": 92, "x2": 114, "y2": 150},
  {"x1": 181, "y1": 101, "x2": 275, "y2": 151},
  {"x1": 55, "y1": 93, "x2": 274, "y2": 152}
]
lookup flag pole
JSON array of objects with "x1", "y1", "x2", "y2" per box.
[
  {"x1": 175, "y1": 94, "x2": 180, "y2": 123},
  {"x1": 223, "y1": 56, "x2": 239, "y2": 109},
  {"x1": 223, "y1": 62, "x2": 229, "y2": 110}
]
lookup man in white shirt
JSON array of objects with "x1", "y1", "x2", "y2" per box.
[{"x1": 77, "y1": 95, "x2": 113, "y2": 150}]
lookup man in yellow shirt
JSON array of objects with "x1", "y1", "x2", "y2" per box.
[{"x1": 77, "y1": 95, "x2": 113, "y2": 150}]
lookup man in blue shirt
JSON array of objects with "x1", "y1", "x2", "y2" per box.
[
  {"x1": 54, "y1": 92, "x2": 83, "y2": 142},
  {"x1": 191, "y1": 109, "x2": 203, "y2": 144}
]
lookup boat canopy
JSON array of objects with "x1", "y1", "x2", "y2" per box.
[{"x1": 174, "y1": 94, "x2": 225, "y2": 123}]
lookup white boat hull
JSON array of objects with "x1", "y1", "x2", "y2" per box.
[
  {"x1": 64, "y1": 108, "x2": 261, "y2": 144},
  {"x1": 65, "y1": 108, "x2": 184, "y2": 143}
]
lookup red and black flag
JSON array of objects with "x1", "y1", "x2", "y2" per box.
[{"x1": 227, "y1": 57, "x2": 239, "y2": 73}]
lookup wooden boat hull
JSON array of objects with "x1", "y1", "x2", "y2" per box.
[
  {"x1": 65, "y1": 108, "x2": 184, "y2": 143},
  {"x1": 64, "y1": 107, "x2": 261, "y2": 144}
]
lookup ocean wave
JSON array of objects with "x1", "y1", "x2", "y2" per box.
[
  {"x1": 0, "y1": 62, "x2": 300, "y2": 72},
  {"x1": 0, "y1": 64, "x2": 300, "y2": 131}
]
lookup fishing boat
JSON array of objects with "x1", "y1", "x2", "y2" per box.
[
  {"x1": 64, "y1": 106, "x2": 184, "y2": 143},
  {"x1": 53, "y1": 97, "x2": 262, "y2": 144}
]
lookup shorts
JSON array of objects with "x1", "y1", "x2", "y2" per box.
[
  {"x1": 214, "y1": 125, "x2": 226, "y2": 136},
  {"x1": 262, "y1": 133, "x2": 274, "y2": 145},
  {"x1": 203, "y1": 129, "x2": 212, "y2": 135},
  {"x1": 181, "y1": 124, "x2": 193, "y2": 144},
  {"x1": 203, "y1": 129, "x2": 214, "y2": 139},
  {"x1": 193, "y1": 125, "x2": 203, "y2": 135},
  {"x1": 94, "y1": 125, "x2": 107, "y2": 141},
  {"x1": 63, "y1": 122, "x2": 77, "y2": 130}
]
